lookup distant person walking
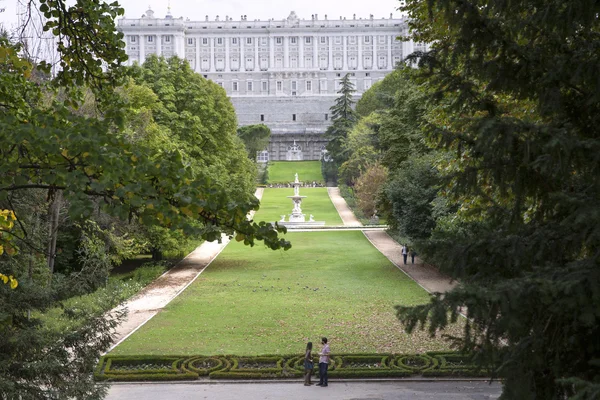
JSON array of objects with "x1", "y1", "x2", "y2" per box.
[
  {"x1": 316, "y1": 337, "x2": 330, "y2": 387},
  {"x1": 303, "y1": 342, "x2": 314, "y2": 386},
  {"x1": 402, "y1": 245, "x2": 408, "y2": 265},
  {"x1": 410, "y1": 249, "x2": 417, "y2": 264}
]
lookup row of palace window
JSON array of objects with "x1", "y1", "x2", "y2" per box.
[
  {"x1": 129, "y1": 35, "x2": 393, "y2": 46},
  {"x1": 185, "y1": 55, "x2": 399, "y2": 71},
  {"x1": 220, "y1": 79, "x2": 371, "y2": 93}
]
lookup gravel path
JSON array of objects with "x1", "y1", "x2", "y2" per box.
[
  {"x1": 327, "y1": 187, "x2": 362, "y2": 226},
  {"x1": 363, "y1": 230, "x2": 457, "y2": 294}
]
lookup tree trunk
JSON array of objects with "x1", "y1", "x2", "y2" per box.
[{"x1": 46, "y1": 190, "x2": 62, "y2": 274}]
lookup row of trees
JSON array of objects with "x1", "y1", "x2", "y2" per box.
[
  {"x1": 0, "y1": 1, "x2": 288, "y2": 397},
  {"x1": 326, "y1": 0, "x2": 600, "y2": 398}
]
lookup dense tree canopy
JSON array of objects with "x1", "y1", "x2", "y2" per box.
[
  {"x1": 393, "y1": 0, "x2": 600, "y2": 398},
  {"x1": 0, "y1": 1, "x2": 289, "y2": 397}
]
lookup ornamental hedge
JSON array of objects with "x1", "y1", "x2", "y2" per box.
[{"x1": 95, "y1": 352, "x2": 493, "y2": 381}]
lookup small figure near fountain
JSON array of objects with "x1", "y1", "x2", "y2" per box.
[{"x1": 277, "y1": 173, "x2": 325, "y2": 228}]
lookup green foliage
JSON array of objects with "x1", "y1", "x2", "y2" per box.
[
  {"x1": 237, "y1": 124, "x2": 271, "y2": 161},
  {"x1": 354, "y1": 163, "x2": 388, "y2": 218},
  {"x1": 395, "y1": 0, "x2": 600, "y2": 398},
  {"x1": 385, "y1": 154, "x2": 446, "y2": 240},
  {"x1": 338, "y1": 113, "x2": 381, "y2": 186}
]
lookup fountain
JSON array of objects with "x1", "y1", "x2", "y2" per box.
[{"x1": 278, "y1": 173, "x2": 325, "y2": 228}]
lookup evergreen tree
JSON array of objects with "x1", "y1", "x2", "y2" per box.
[
  {"x1": 396, "y1": 0, "x2": 600, "y2": 399},
  {"x1": 325, "y1": 73, "x2": 358, "y2": 165},
  {"x1": 323, "y1": 73, "x2": 358, "y2": 184}
]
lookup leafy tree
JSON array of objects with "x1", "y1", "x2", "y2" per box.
[
  {"x1": 338, "y1": 113, "x2": 381, "y2": 186},
  {"x1": 237, "y1": 124, "x2": 271, "y2": 161},
  {"x1": 396, "y1": 0, "x2": 600, "y2": 398},
  {"x1": 0, "y1": 3, "x2": 289, "y2": 399},
  {"x1": 354, "y1": 162, "x2": 388, "y2": 218}
]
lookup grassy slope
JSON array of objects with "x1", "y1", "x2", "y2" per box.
[
  {"x1": 111, "y1": 231, "x2": 460, "y2": 356},
  {"x1": 267, "y1": 161, "x2": 323, "y2": 183},
  {"x1": 254, "y1": 188, "x2": 343, "y2": 226}
]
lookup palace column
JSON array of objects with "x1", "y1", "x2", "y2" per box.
[
  {"x1": 284, "y1": 35, "x2": 289, "y2": 68},
  {"x1": 342, "y1": 35, "x2": 348, "y2": 70},
  {"x1": 373, "y1": 34, "x2": 377, "y2": 69},
  {"x1": 387, "y1": 35, "x2": 392, "y2": 69},
  {"x1": 299, "y1": 35, "x2": 304, "y2": 68},
  {"x1": 313, "y1": 35, "x2": 318, "y2": 69},
  {"x1": 225, "y1": 36, "x2": 230, "y2": 71},
  {"x1": 210, "y1": 37, "x2": 215, "y2": 72},
  {"x1": 195, "y1": 37, "x2": 200, "y2": 72},
  {"x1": 255, "y1": 37, "x2": 259, "y2": 70},
  {"x1": 269, "y1": 36, "x2": 275, "y2": 69},
  {"x1": 240, "y1": 36, "x2": 245, "y2": 72},
  {"x1": 327, "y1": 36, "x2": 333, "y2": 70},
  {"x1": 357, "y1": 35, "x2": 363, "y2": 70},
  {"x1": 157, "y1": 35, "x2": 162, "y2": 56},
  {"x1": 139, "y1": 34, "x2": 145, "y2": 64}
]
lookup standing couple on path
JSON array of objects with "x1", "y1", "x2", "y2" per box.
[{"x1": 304, "y1": 337, "x2": 330, "y2": 387}]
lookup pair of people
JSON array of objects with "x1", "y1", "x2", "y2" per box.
[
  {"x1": 304, "y1": 337, "x2": 330, "y2": 387},
  {"x1": 402, "y1": 245, "x2": 418, "y2": 264}
]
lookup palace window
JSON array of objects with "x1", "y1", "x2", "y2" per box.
[
  {"x1": 232, "y1": 81, "x2": 239, "y2": 91},
  {"x1": 131, "y1": 36, "x2": 137, "y2": 43},
  {"x1": 262, "y1": 81, "x2": 268, "y2": 91},
  {"x1": 217, "y1": 38, "x2": 223, "y2": 45},
  {"x1": 290, "y1": 37, "x2": 297, "y2": 44},
  {"x1": 364, "y1": 36, "x2": 370, "y2": 43},
  {"x1": 232, "y1": 38, "x2": 238, "y2": 45},
  {"x1": 276, "y1": 81, "x2": 283, "y2": 91},
  {"x1": 292, "y1": 114, "x2": 296, "y2": 121},
  {"x1": 148, "y1": 36, "x2": 154, "y2": 43},
  {"x1": 203, "y1": 38, "x2": 208, "y2": 45},
  {"x1": 260, "y1": 114, "x2": 264, "y2": 121},
  {"x1": 247, "y1": 37, "x2": 252, "y2": 44},
  {"x1": 306, "y1": 81, "x2": 312, "y2": 91},
  {"x1": 276, "y1": 37, "x2": 283, "y2": 44},
  {"x1": 165, "y1": 36, "x2": 171, "y2": 43},
  {"x1": 247, "y1": 81, "x2": 253, "y2": 91},
  {"x1": 320, "y1": 37, "x2": 326, "y2": 44},
  {"x1": 257, "y1": 150, "x2": 269, "y2": 163},
  {"x1": 187, "y1": 38, "x2": 194, "y2": 45},
  {"x1": 305, "y1": 37, "x2": 311, "y2": 44}
]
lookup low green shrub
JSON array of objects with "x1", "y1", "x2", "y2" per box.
[{"x1": 96, "y1": 352, "x2": 492, "y2": 382}]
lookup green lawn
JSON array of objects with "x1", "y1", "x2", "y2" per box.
[
  {"x1": 267, "y1": 161, "x2": 323, "y2": 184},
  {"x1": 110, "y1": 231, "x2": 460, "y2": 356},
  {"x1": 255, "y1": 188, "x2": 343, "y2": 226}
]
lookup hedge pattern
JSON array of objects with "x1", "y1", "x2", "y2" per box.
[{"x1": 96, "y1": 352, "x2": 492, "y2": 381}]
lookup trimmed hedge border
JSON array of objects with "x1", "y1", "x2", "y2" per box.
[{"x1": 95, "y1": 352, "x2": 492, "y2": 381}]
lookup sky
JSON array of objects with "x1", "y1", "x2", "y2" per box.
[{"x1": 1, "y1": 0, "x2": 404, "y2": 30}]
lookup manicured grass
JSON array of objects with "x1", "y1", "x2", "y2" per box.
[
  {"x1": 267, "y1": 161, "x2": 323, "y2": 184},
  {"x1": 254, "y1": 188, "x2": 343, "y2": 226},
  {"x1": 110, "y1": 231, "x2": 461, "y2": 356}
]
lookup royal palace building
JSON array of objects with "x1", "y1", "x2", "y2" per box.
[{"x1": 117, "y1": 9, "x2": 425, "y2": 161}]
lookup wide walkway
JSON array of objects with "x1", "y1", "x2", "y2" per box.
[
  {"x1": 106, "y1": 381, "x2": 501, "y2": 400},
  {"x1": 327, "y1": 187, "x2": 362, "y2": 226}
]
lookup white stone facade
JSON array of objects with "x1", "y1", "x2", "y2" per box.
[{"x1": 117, "y1": 9, "x2": 426, "y2": 160}]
